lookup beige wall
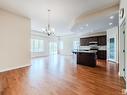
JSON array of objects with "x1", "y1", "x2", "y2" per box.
[{"x1": 0, "y1": 9, "x2": 31, "y2": 72}]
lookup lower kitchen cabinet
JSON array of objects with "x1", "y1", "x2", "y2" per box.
[{"x1": 97, "y1": 50, "x2": 107, "y2": 60}]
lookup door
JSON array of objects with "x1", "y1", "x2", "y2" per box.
[
  {"x1": 109, "y1": 38, "x2": 115, "y2": 61},
  {"x1": 122, "y1": 29, "x2": 126, "y2": 78},
  {"x1": 120, "y1": 19, "x2": 126, "y2": 78}
]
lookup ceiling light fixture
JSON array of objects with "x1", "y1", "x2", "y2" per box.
[{"x1": 42, "y1": 9, "x2": 55, "y2": 36}]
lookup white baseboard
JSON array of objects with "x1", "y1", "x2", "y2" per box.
[{"x1": 0, "y1": 64, "x2": 31, "y2": 73}]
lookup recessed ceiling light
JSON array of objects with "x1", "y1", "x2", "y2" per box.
[
  {"x1": 109, "y1": 23, "x2": 113, "y2": 25},
  {"x1": 110, "y1": 16, "x2": 114, "y2": 19}
]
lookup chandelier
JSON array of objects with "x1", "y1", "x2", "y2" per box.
[{"x1": 42, "y1": 9, "x2": 55, "y2": 36}]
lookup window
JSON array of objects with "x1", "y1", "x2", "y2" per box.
[
  {"x1": 60, "y1": 41, "x2": 63, "y2": 49},
  {"x1": 31, "y1": 39, "x2": 44, "y2": 52}
]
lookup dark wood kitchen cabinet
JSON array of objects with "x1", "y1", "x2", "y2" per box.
[
  {"x1": 80, "y1": 38, "x2": 84, "y2": 46},
  {"x1": 77, "y1": 52, "x2": 96, "y2": 67},
  {"x1": 89, "y1": 37, "x2": 98, "y2": 42},
  {"x1": 80, "y1": 38, "x2": 89, "y2": 46},
  {"x1": 80, "y1": 35, "x2": 106, "y2": 46},
  {"x1": 97, "y1": 50, "x2": 106, "y2": 60},
  {"x1": 80, "y1": 37, "x2": 98, "y2": 46},
  {"x1": 98, "y1": 35, "x2": 106, "y2": 46}
]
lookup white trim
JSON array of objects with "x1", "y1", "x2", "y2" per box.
[
  {"x1": 118, "y1": 72, "x2": 121, "y2": 77},
  {"x1": 0, "y1": 64, "x2": 31, "y2": 73}
]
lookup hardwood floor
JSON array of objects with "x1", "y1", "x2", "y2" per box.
[{"x1": 0, "y1": 55, "x2": 124, "y2": 95}]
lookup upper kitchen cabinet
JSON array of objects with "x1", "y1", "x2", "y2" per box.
[
  {"x1": 89, "y1": 37, "x2": 98, "y2": 42},
  {"x1": 80, "y1": 35, "x2": 106, "y2": 46},
  {"x1": 80, "y1": 38, "x2": 89, "y2": 46},
  {"x1": 98, "y1": 35, "x2": 106, "y2": 46},
  {"x1": 80, "y1": 37, "x2": 98, "y2": 46}
]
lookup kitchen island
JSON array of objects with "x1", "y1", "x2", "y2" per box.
[{"x1": 73, "y1": 50, "x2": 97, "y2": 67}]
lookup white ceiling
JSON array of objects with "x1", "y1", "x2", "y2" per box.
[
  {"x1": 71, "y1": 12, "x2": 119, "y2": 33},
  {"x1": 0, "y1": 0, "x2": 120, "y2": 36}
]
